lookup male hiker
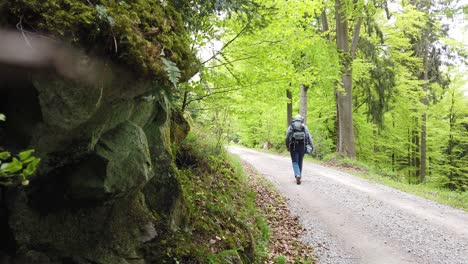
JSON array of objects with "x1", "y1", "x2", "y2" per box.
[{"x1": 285, "y1": 114, "x2": 314, "y2": 184}]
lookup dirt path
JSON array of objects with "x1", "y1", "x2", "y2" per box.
[{"x1": 228, "y1": 147, "x2": 468, "y2": 264}]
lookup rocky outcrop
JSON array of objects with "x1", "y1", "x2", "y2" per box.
[
  {"x1": 0, "y1": 62, "x2": 191, "y2": 263},
  {"x1": 0, "y1": 0, "x2": 204, "y2": 261}
]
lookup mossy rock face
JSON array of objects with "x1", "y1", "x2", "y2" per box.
[
  {"x1": 142, "y1": 108, "x2": 188, "y2": 226},
  {"x1": 67, "y1": 121, "x2": 153, "y2": 202},
  {"x1": 0, "y1": 0, "x2": 198, "y2": 262},
  {"x1": 33, "y1": 75, "x2": 102, "y2": 131},
  {"x1": 171, "y1": 110, "x2": 191, "y2": 146},
  {"x1": 9, "y1": 190, "x2": 155, "y2": 264},
  {"x1": 1, "y1": 72, "x2": 192, "y2": 262}
]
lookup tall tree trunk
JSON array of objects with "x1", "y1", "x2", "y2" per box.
[
  {"x1": 320, "y1": 7, "x2": 339, "y2": 151},
  {"x1": 412, "y1": 126, "x2": 420, "y2": 181},
  {"x1": 448, "y1": 89, "x2": 455, "y2": 181},
  {"x1": 300, "y1": 84, "x2": 309, "y2": 124},
  {"x1": 407, "y1": 128, "x2": 411, "y2": 184},
  {"x1": 421, "y1": 113, "x2": 427, "y2": 182},
  {"x1": 392, "y1": 115, "x2": 395, "y2": 172},
  {"x1": 321, "y1": 5, "x2": 331, "y2": 42},
  {"x1": 420, "y1": 40, "x2": 430, "y2": 183},
  {"x1": 335, "y1": 0, "x2": 359, "y2": 158},
  {"x1": 181, "y1": 90, "x2": 188, "y2": 112},
  {"x1": 335, "y1": 91, "x2": 340, "y2": 152},
  {"x1": 287, "y1": 88, "x2": 292, "y2": 127}
]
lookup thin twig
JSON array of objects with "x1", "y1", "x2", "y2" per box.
[
  {"x1": 111, "y1": 28, "x2": 118, "y2": 53},
  {"x1": 206, "y1": 56, "x2": 255, "y2": 68},
  {"x1": 317, "y1": 243, "x2": 330, "y2": 250},
  {"x1": 254, "y1": 39, "x2": 283, "y2": 45},
  {"x1": 16, "y1": 15, "x2": 32, "y2": 48},
  {"x1": 201, "y1": 23, "x2": 250, "y2": 65}
]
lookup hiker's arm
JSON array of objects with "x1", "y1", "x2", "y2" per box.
[
  {"x1": 305, "y1": 127, "x2": 314, "y2": 150},
  {"x1": 285, "y1": 127, "x2": 291, "y2": 150}
]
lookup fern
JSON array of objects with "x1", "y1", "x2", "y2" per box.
[{"x1": 161, "y1": 57, "x2": 181, "y2": 89}]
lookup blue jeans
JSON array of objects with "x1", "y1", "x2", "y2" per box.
[{"x1": 290, "y1": 143, "x2": 305, "y2": 177}]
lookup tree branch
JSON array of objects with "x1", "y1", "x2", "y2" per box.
[
  {"x1": 183, "y1": 77, "x2": 292, "y2": 108},
  {"x1": 350, "y1": 17, "x2": 363, "y2": 59},
  {"x1": 353, "y1": 99, "x2": 366, "y2": 113},
  {"x1": 185, "y1": 87, "x2": 244, "y2": 106},
  {"x1": 254, "y1": 39, "x2": 283, "y2": 45},
  {"x1": 16, "y1": 16, "x2": 32, "y2": 48},
  {"x1": 201, "y1": 24, "x2": 250, "y2": 65},
  {"x1": 321, "y1": 3, "x2": 332, "y2": 42},
  {"x1": 206, "y1": 56, "x2": 256, "y2": 68}
]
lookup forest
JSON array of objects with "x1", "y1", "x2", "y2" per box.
[
  {"x1": 0, "y1": 0, "x2": 467, "y2": 263},
  {"x1": 183, "y1": 0, "x2": 468, "y2": 192}
]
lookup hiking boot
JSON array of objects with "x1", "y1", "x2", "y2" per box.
[{"x1": 296, "y1": 176, "x2": 301, "y2": 185}]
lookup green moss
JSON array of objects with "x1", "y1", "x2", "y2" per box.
[
  {"x1": 4, "y1": 0, "x2": 199, "y2": 82},
  {"x1": 10, "y1": 190, "x2": 154, "y2": 263}
]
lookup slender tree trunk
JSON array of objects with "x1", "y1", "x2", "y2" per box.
[
  {"x1": 321, "y1": 5, "x2": 331, "y2": 42},
  {"x1": 335, "y1": 0, "x2": 357, "y2": 158},
  {"x1": 415, "y1": 131, "x2": 420, "y2": 180},
  {"x1": 421, "y1": 112, "x2": 427, "y2": 182},
  {"x1": 412, "y1": 126, "x2": 420, "y2": 181},
  {"x1": 392, "y1": 115, "x2": 395, "y2": 172},
  {"x1": 448, "y1": 89, "x2": 455, "y2": 181},
  {"x1": 300, "y1": 84, "x2": 309, "y2": 124},
  {"x1": 373, "y1": 126, "x2": 378, "y2": 165},
  {"x1": 407, "y1": 128, "x2": 411, "y2": 184},
  {"x1": 287, "y1": 88, "x2": 292, "y2": 127},
  {"x1": 320, "y1": 7, "x2": 339, "y2": 151},
  {"x1": 181, "y1": 90, "x2": 188, "y2": 112},
  {"x1": 420, "y1": 41, "x2": 430, "y2": 183}
]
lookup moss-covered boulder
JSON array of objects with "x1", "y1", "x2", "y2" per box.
[
  {"x1": 67, "y1": 121, "x2": 153, "y2": 202},
  {"x1": 0, "y1": 0, "x2": 225, "y2": 262},
  {"x1": 0, "y1": 69, "x2": 191, "y2": 263}
]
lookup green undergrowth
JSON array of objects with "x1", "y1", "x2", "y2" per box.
[
  {"x1": 321, "y1": 153, "x2": 468, "y2": 212},
  {"x1": 156, "y1": 131, "x2": 269, "y2": 263}
]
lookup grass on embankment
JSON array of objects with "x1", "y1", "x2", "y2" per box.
[
  {"x1": 312, "y1": 154, "x2": 468, "y2": 212},
  {"x1": 161, "y1": 131, "x2": 269, "y2": 263}
]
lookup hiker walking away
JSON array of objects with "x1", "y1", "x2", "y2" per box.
[{"x1": 285, "y1": 114, "x2": 314, "y2": 185}]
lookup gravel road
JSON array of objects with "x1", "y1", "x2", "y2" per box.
[{"x1": 228, "y1": 147, "x2": 468, "y2": 264}]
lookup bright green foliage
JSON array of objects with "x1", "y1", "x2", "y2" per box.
[
  {"x1": 188, "y1": 0, "x2": 339, "y2": 154},
  {"x1": 186, "y1": 0, "x2": 467, "y2": 192},
  {"x1": 351, "y1": 2, "x2": 468, "y2": 189},
  {"x1": 274, "y1": 255, "x2": 287, "y2": 264},
  {"x1": 0, "y1": 114, "x2": 41, "y2": 186},
  {"x1": 162, "y1": 57, "x2": 182, "y2": 89},
  {"x1": 427, "y1": 77, "x2": 468, "y2": 191},
  {"x1": 0, "y1": 150, "x2": 40, "y2": 186}
]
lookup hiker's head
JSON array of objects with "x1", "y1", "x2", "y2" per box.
[{"x1": 294, "y1": 114, "x2": 303, "y2": 122}]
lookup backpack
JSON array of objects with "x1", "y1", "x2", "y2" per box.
[{"x1": 291, "y1": 119, "x2": 306, "y2": 142}]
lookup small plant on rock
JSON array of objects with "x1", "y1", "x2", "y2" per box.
[{"x1": 0, "y1": 114, "x2": 40, "y2": 186}]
